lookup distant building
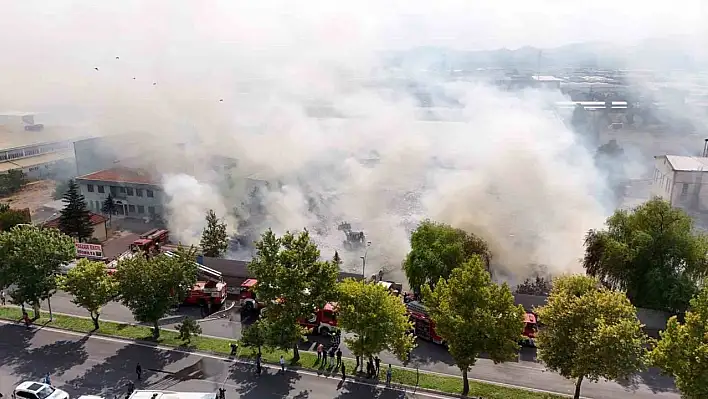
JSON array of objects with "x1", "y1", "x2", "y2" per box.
[
  {"x1": 75, "y1": 167, "x2": 164, "y2": 219},
  {"x1": 43, "y1": 211, "x2": 109, "y2": 242},
  {"x1": 651, "y1": 155, "x2": 708, "y2": 214}
]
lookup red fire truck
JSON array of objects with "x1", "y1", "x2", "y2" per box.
[
  {"x1": 163, "y1": 251, "x2": 228, "y2": 307},
  {"x1": 405, "y1": 300, "x2": 445, "y2": 345},
  {"x1": 130, "y1": 229, "x2": 169, "y2": 254},
  {"x1": 520, "y1": 312, "x2": 538, "y2": 348},
  {"x1": 237, "y1": 278, "x2": 339, "y2": 334}
]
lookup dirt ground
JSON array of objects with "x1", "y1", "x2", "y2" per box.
[{"x1": 0, "y1": 180, "x2": 56, "y2": 214}]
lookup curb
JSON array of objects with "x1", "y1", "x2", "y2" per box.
[{"x1": 0, "y1": 306, "x2": 575, "y2": 398}]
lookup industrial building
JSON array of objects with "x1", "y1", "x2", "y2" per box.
[
  {"x1": 76, "y1": 167, "x2": 164, "y2": 219},
  {"x1": 0, "y1": 112, "x2": 88, "y2": 179},
  {"x1": 651, "y1": 154, "x2": 708, "y2": 216}
]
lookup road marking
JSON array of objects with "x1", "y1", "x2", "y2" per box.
[{"x1": 0, "y1": 320, "x2": 580, "y2": 398}]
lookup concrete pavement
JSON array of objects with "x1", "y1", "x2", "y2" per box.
[
  {"x1": 0, "y1": 323, "x2": 447, "y2": 399},
  {"x1": 34, "y1": 293, "x2": 680, "y2": 399}
]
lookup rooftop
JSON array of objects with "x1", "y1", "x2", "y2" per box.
[
  {"x1": 128, "y1": 391, "x2": 216, "y2": 399},
  {"x1": 0, "y1": 125, "x2": 91, "y2": 151},
  {"x1": 43, "y1": 212, "x2": 107, "y2": 229},
  {"x1": 662, "y1": 155, "x2": 708, "y2": 172},
  {"x1": 77, "y1": 167, "x2": 159, "y2": 185}
]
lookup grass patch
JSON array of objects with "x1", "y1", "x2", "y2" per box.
[{"x1": 0, "y1": 306, "x2": 563, "y2": 399}]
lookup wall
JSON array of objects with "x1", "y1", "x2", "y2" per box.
[
  {"x1": 78, "y1": 179, "x2": 164, "y2": 218},
  {"x1": 92, "y1": 221, "x2": 108, "y2": 242},
  {"x1": 650, "y1": 156, "x2": 675, "y2": 202}
]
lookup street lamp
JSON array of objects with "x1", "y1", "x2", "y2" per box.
[{"x1": 360, "y1": 241, "x2": 372, "y2": 279}]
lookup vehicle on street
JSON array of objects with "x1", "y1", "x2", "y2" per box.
[{"x1": 14, "y1": 382, "x2": 69, "y2": 399}]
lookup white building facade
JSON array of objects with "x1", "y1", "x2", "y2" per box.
[
  {"x1": 76, "y1": 167, "x2": 164, "y2": 219},
  {"x1": 651, "y1": 155, "x2": 708, "y2": 213}
]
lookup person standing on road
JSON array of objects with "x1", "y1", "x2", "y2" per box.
[
  {"x1": 374, "y1": 356, "x2": 380, "y2": 375},
  {"x1": 386, "y1": 365, "x2": 392, "y2": 386},
  {"x1": 279, "y1": 355, "x2": 285, "y2": 373},
  {"x1": 341, "y1": 362, "x2": 346, "y2": 380},
  {"x1": 335, "y1": 348, "x2": 342, "y2": 368},
  {"x1": 43, "y1": 373, "x2": 51, "y2": 386},
  {"x1": 135, "y1": 363, "x2": 142, "y2": 381},
  {"x1": 316, "y1": 343, "x2": 323, "y2": 362},
  {"x1": 256, "y1": 354, "x2": 262, "y2": 375}
]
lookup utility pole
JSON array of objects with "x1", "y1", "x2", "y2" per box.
[{"x1": 360, "y1": 241, "x2": 372, "y2": 279}]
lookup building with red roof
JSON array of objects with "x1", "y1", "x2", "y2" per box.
[
  {"x1": 43, "y1": 211, "x2": 109, "y2": 242},
  {"x1": 75, "y1": 166, "x2": 163, "y2": 220}
]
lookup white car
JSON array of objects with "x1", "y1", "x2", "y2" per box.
[{"x1": 14, "y1": 382, "x2": 69, "y2": 399}]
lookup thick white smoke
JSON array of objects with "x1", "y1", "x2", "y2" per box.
[{"x1": 0, "y1": 0, "x2": 705, "y2": 283}]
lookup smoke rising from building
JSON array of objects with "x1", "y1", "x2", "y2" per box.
[{"x1": 0, "y1": 0, "x2": 705, "y2": 283}]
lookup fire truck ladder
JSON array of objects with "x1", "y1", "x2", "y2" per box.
[{"x1": 163, "y1": 251, "x2": 223, "y2": 282}]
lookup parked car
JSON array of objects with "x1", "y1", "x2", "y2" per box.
[{"x1": 14, "y1": 382, "x2": 69, "y2": 399}]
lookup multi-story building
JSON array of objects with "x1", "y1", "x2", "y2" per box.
[
  {"x1": 651, "y1": 155, "x2": 708, "y2": 214},
  {"x1": 76, "y1": 167, "x2": 164, "y2": 219}
]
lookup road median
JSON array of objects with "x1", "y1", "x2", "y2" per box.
[{"x1": 0, "y1": 305, "x2": 565, "y2": 399}]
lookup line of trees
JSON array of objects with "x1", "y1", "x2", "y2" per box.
[{"x1": 0, "y1": 224, "x2": 200, "y2": 339}]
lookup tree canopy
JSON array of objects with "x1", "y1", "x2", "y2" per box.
[
  {"x1": 536, "y1": 275, "x2": 647, "y2": 399},
  {"x1": 583, "y1": 197, "x2": 708, "y2": 313},
  {"x1": 58, "y1": 258, "x2": 118, "y2": 329},
  {"x1": 200, "y1": 209, "x2": 229, "y2": 258},
  {"x1": 0, "y1": 225, "x2": 75, "y2": 316},
  {"x1": 58, "y1": 180, "x2": 94, "y2": 242},
  {"x1": 651, "y1": 286, "x2": 708, "y2": 399},
  {"x1": 338, "y1": 279, "x2": 415, "y2": 363},
  {"x1": 248, "y1": 229, "x2": 339, "y2": 361},
  {"x1": 0, "y1": 204, "x2": 30, "y2": 231},
  {"x1": 0, "y1": 169, "x2": 26, "y2": 197},
  {"x1": 404, "y1": 220, "x2": 491, "y2": 294},
  {"x1": 515, "y1": 276, "x2": 552, "y2": 296},
  {"x1": 114, "y1": 246, "x2": 198, "y2": 338},
  {"x1": 422, "y1": 256, "x2": 524, "y2": 396}
]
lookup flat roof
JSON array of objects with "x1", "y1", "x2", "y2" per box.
[
  {"x1": 129, "y1": 391, "x2": 216, "y2": 399},
  {"x1": 0, "y1": 125, "x2": 91, "y2": 151},
  {"x1": 662, "y1": 155, "x2": 708, "y2": 172},
  {"x1": 77, "y1": 167, "x2": 159, "y2": 185},
  {"x1": 6, "y1": 150, "x2": 73, "y2": 168}
]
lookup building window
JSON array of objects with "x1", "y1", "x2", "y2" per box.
[
  {"x1": 136, "y1": 188, "x2": 143, "y2": 197},
  {"x1": 128, "y1": 205, "x2": 136, "y2": 213},
  {"x1": 110, "y1": 186, "x2": 118, "y2": 196},
  {"x1": 137, "y1": 205, "x2": 145, "y2": 214},
  {"x1": 97, "y1": 185, "x2": 105, "y2": 193},
  {"x1": 148, "y1": 206, "x2": 155, "y2": 214},
  {"x1": 146, "y1": 189, "x2": 154, "y2": 198},
  {"x1": 87, "y1": 184, "x2": 94, "y2": 192},
  {"x1": 119, "y1": 187, "x2": 126, "y2": 194},
  {"x1": 126, "y1": 187, "x2": 134, "y2": 196},
  {"x1": 682, "y1": 183, "x2": 689, "y2": 195}
]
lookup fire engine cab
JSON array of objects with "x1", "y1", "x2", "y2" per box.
[
  {"x1": 130, "y1": 229, "x2": 169, "y2": 254},
  {"x1": 405, "y1": 300, "x2": 445, "y2": 345},
  {"x1": 520, "y1": 312, "x2": 538, "y2": 348},
  {"x1": 238, "y1": 278, "x2": 265, "y2": 313},
  {"x1": 163, "y1": 251, "x2": 228, "y2": 307},
  {"x1": 300, "y1": 302, "x2": 339, "y2": 335}
]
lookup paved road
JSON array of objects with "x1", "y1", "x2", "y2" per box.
[
  {"x1": 34, "y1": 293, "x2": 679, "y2": 399},
  {"x1": 0, "y1": 323, "x2": 442, "y2": 399}
]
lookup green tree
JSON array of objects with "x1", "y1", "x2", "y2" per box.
[
  {"x1": 101, "y1": 194, "x2": 117, "y2": 225},
  {"x1": 0, "y1": 225, "x2": 75, "y2": 317},
  {"x1": 0, "y1": 205, "x2": 30, "y2": 231},
  {"x1": 241, "y1": 319, "x2": 270, "y2": 355},
  {"x1": 583, "y1": 197, "x2": 708, "y2": 313},
  {"x1": 248, "y1": 229, "x2": 339, "y2": 361},
  {"x1": 176, "y1": 317, "x2": 202, "y2": 344},
  {"x1": 333, "y1": 250, "x2": 342, "y2": 266},
  {"x1": 651, "y1": 286, "x2": 708, "y2": 398},
  {"x1": 422, "y1": 256, "x2": 524, "y2": 396},
  {"x1": 58, "y1": 258, "x2": 118, "y2": 330},
  {"x1": 53, "y1": 180, "x2": 71, "y2": 200},
  {"x1": 0, "y1": 169, "x2": 27, "y2": 197},
  {"x1": 200, "y1": 209, "x2": 228, "y2": 258},
  {"x1": 404, "y1": 219, "x2": 491, "y2": 294},
  {"x1": 338, "y1": 279, "x2": 415, "y2": 370},
  {"x1": 58, "y1": 180, "x2": 94, "y2": 242},
  {"x1": 115, "y1": 246, "x2": 198, "y2": 338},
  {"x1": 536, "y1": 275, "x2": 648, "y2": 399},
  {"x1": 515, "y1": 276, "x2": 552, "y2": 296}
]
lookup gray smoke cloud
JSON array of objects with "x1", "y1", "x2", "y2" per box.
[{"x1": 0, "y1": 0, "x2": 705, "y2": 283}]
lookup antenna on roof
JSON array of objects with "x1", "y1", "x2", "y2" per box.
[{"x1": 702, "y1": 139, "x2": 708, "y2": 157}]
